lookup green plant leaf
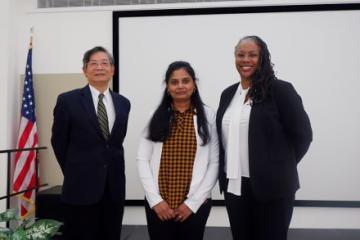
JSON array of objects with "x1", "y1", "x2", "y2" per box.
[
  {"x1": 0, "y1": 209, "x2": 19, "y2": 222},
  {"x1": 11, "y1": 228, "x2": 26, "y2": 240},
  {"x1": 0, "y1": 227, "x2": 12, "y2": 240},
  {"x1": 24, "y1": 219, "x2": 62, "y2": 240},
  {"x1": 19, "y1": 217, "x2": 34, "y2": 230}
]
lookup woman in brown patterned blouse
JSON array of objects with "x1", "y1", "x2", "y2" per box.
[{"x1": 137, "y1": 61, "x2": 219, "y2": 240}]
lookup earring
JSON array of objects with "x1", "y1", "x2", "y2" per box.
[{"x1": 193, "y1": 88, "x2": 196, "y2": 93}]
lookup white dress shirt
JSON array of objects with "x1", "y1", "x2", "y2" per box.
[
  {"x1": 221, "y1": 84, "x2": 251, "y2": 196},
  {"x1": 89, "y1": 84, "x2": 115, "y2": 132}
]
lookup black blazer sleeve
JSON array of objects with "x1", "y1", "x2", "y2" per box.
[
  {"x1": 272, "y1": 80, "x2": 313, "y2": 163},
  {"x1": 51, "y1": 93, "x2": 70, "y2": 173}
]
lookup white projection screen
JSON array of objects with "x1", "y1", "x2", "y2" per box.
[{"x1": 113, "y1": 3, "x2": 360, "y2": 206}]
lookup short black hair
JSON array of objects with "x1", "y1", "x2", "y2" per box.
[{"x1": 82, "y1": 46, "x2": 114, "y2": 69}]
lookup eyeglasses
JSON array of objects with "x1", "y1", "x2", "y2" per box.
[{"x1": 87, "y1": 60, "x2": 111, "y2": 68}]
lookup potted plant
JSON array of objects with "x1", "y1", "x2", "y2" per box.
[{"x1": 0, "y1": 208, "x2": 62, "y2": 240}]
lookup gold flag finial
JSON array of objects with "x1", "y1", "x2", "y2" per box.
[{"x1": 30, "y1": 27, "x2": 34, "y2": 48}]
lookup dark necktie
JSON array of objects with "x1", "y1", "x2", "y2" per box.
[{"x1": 97, "y1": 93, "x2": 110, "y2": 140}]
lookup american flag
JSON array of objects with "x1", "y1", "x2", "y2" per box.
[{"x1": 12, "y1": 39, "x2": 39, "y2": 219}]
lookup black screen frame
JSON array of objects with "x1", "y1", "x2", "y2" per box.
[{"x1": 112, "y1": 3, "x2": 360, "y2": 207}]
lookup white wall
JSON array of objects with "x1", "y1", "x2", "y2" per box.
[
  {"x1": 0, "y1": 0, "x2": 21, "y2": 216},
  {"x1": 0, "y1": 0, "x2": 11, "y2": 217},
  {"x1": 4, "y1": 0, "x2": 360, "y2": 228}
]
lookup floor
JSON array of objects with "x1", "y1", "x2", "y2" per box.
[{"x1": 120, "y1": 226, "x2": 360, "y2": 240}]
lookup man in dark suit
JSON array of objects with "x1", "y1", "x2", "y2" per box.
[{"x1": 51, "y1": 46, "x2": 130, "y2": 240}]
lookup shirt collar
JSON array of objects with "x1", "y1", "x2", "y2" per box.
[
  {"x1": 172, "y1": 105, "x2": 196, "y2": 114},
  {"x1": 89, "y1": 84, "x2": 110, "y2": 100},
  {"x1": 237, "y1": 83, "x2": 250, "y2": 96}
]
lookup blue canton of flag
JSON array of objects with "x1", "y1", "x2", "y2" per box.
[{"x1": 21, "y1": 48, "x2": 36, "y2": 123}]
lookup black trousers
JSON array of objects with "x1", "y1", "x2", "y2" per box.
[
  {"x1": 63, "y1": 183, "x2": 124, "y2": 240},
  {"x1": 224, "y1": 177, "x2": 294, "y2": 240},
  {"x1": 145, "y1": 199, "x2": 212, "y2": 240}
]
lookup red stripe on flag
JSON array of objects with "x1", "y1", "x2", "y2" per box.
[
  {"x1": 21, "y1": 203, "x2": 27, "y2": 217},
  {"x1": 23, "y1": 172, "x2": 36, "y2": 199},
  {"x1": 13, "y1": 153, "x2": 34, "y2": 191},
  {"x1": 13, "y1": 133, "x2": 38, "y2": 192},
  {"x1": 14, "y1": 121, "x2": 34, "y2": 164},
  {"x1": 13, "y1": 145, "x2": 38, "y2": 191}
]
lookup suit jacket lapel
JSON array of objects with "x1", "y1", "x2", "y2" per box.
[
  {"x1": 80, "y1": 85, "x2": 104, "y2": 140},
  {"x1": 217, "y1": 83, "x2": 240, "y2": 132},
  {"x1": 109, "y1": 90, "x2": 121, "y2": 140}
]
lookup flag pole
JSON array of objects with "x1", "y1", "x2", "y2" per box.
[{"x1": 29, "y1": 27, "x2": 39, "y2": 198}]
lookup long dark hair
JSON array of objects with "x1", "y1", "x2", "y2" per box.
[
  {"x1": 148, "y1": 61, "x2": 210, "y2": 145},
  {"x1": 235, "y1": 35, "x2": 276, "y2": 103}
]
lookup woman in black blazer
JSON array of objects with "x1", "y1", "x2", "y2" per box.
[{"x1": 216, "y1": 36, "x2": 312, "y2": 240}]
